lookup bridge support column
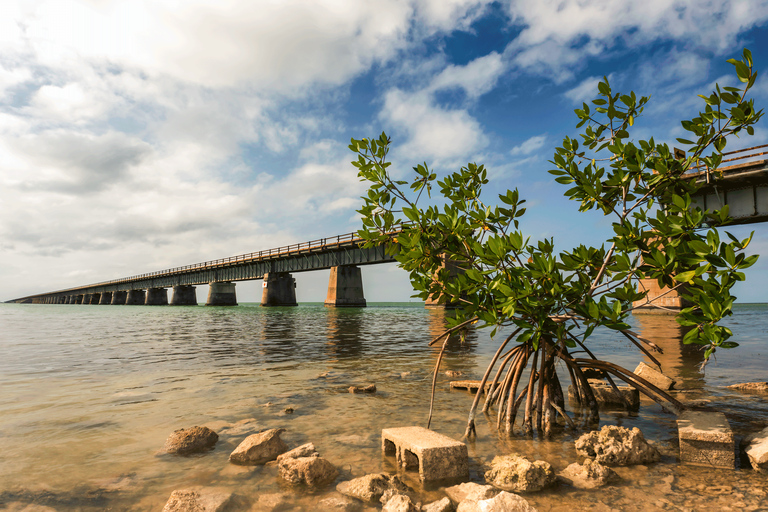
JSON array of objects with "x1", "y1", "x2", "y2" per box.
[
  {"x1": 111, "y1": 291, "x2": 127, "y2": 305},
  {"x1": 325, "y1": 265, "x2": 366, "y2": 307},
  {"x1": 126, "y1": 289, "x2": 146, "y2": 305},
  {"x1": 261, "y1": 273, "x2": 297, "y2": 307},
  {"x1": 82, "y1": 293, "x2": 91, "y2": 304},
  {"x1": 99, "y1": 292, "x2": 112, "y2": 305},
  {"x1": 171, "y1": 285, "x2": 197, "y2": 306},
  {"x1": 425, "y1": 256, "x2": 464, "y2": 309},
  {"x1": 75, "y1": 295, "x2": 83, "y2": 304},
  {"x1": 145, "y1": 288, "x2": 168, "y2": 305},
  {"x1": 207, "y1": 282, "x2": 237, "y2": 306},
  {"x1": 90, "y1": 293, "x2": 101, "y2": 304},
  {"x1": 633, "y1": 278, "x2": 692, "y2": 313}
]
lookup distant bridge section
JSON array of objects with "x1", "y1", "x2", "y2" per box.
[
  {"x1": 8, "y1": 232, "x2": 400, "y2": 307},
  {"x1": 687, "y1": 144, "x2": 768, "y2": 225}
]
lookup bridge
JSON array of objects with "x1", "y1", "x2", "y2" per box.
[
  {"x1": 10, "y1": 145, "x2": 768, "y2": 309},
  {"x1": 7, "y1": 232, "x2": 400, "y2": 307}
]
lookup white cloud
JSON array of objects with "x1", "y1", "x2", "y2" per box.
[
  {"x1": 564, "y1": 76, "x2": 603, "y2": 104},
  {"x1": 380, "y1": 88, "x2": 488, "y2": 164},
  {"x1": 429, "y1": 52, "x2": 505, "y2": 99},
  {"x1": 510, "y1": 134, "x2": 546, "y2": 156}
]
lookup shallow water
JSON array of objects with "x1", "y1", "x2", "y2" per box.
[{"x1": 0, "y1": 302, "x2": 766, "y2": 511}]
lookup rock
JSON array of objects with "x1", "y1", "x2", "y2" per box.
[
  {"x1": 336, "y1": 473, "x2": 411, "y2": 503},
  {"x1": 568, "y1": 380, "x2": 639, "y2": 410},
  {"x1": 727, "y1": 382, "x2": 768, "y2": 393},
  {"x1": 484, "y1": 454, "x2": 555, "y2": 492},
  {"x1": 283, "y1": 407, "x2": 294, "y2": 414},
  {"x1": 557, "y1": 459, "x2": 619, "y2": 489},
  {"x1": 318, "y1": 494, "x2": 362, "y2": 511},
  {"x1": 163, "y1": 426, "x2": 219, "y2": 455},
  {"x1": 161, "y1": 488, "x2": 233, "y2": 512},
  {"x1": 444, "y1": 482, "x2": 498, "y2": 504},
  {"x1": 382, "y1": 494, "x2": 419, "y2": 512},
  {"x1": 253, "y1": 492, "x2": 291, "y2": 511},
  {"x1": 634, "y1": 362, "x2": 676, "y2": 390},
  {"x1": 277, "y1": 442, "x2": 318, "y2": 462},
  {"x1": 229, "y1": 428, "x2": 287, "y2": 465},
  {"x1": 744, "y1": 426, "x2": 768, "y2": 472},
  {"x1": 456, "y1": 491, "x2": 537, "y2": 512},
  {"x1": 445, "y1": 370, "x2": 463, "y2": 378},
  {"x1": 423, "y1": 497, "x2": 454, "y2": 512},
  {"x1": 279, "y1": 455, "x2": 338, "y2": 486},
  {"x1": 575, "y1": 425, "x2": 660, "y2": 466},
  {"x1": 677, "y1": 411, "x2": 735, "y2": 469},
  {"x1": 349, "y1": 384, "x2": 376, "y2": 393}
]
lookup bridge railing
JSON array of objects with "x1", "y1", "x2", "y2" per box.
[{"x1": 686, "y1": 143, "x2": 768, "y2": 175}]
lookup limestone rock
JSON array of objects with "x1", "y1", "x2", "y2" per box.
[
  {"x1": 557, "y1": 459, "x2": 619, "y2": 489},
  {"x1": 163, "y1": 426, "x2": 218, "y2": 455},
  {"x1": 318, "y1": 494, "x2": 362, "y2": 511},
  {"x1": 444, "y1": 482, "x2": 498, "y2": 504},
  {"x1": 744, "y1": 426, "x2": 768, "y2": 472},
  {"x1": 349, "y1": 384, "x2": 376, "y2": 393},
  {"x1": 445, "y1": 370, "x2": 463, "y2": 377},
  {"x1": 456, "y1": 491, "x2": 538, "y2": 512},
  {"x1": 727, "y1": 382, "x2": 768, "y2": 393},
  {"x1": 634, "y1": 362, "x2": 676, "y2": 390},
  {"x1": 229, "y1": 428, "x2": 287, "y2": 465},
  {"x1": 279, "y1": 455, "x2": 338, "y2": 486},
  {"x1": 382, "y1": 494, "x2": 419, "y2": 512},
  {"x1": 422, "y1": 497, "x2": 454, "y2": 512},
  {"x1": 277, "y1": 442, "x2": 317, "y2": 462},
  {"x1": 253, "y1": 492, "x2": 291, "y2": 511},
  {"x1": 161, "y1": 488, "x2": 233, "y2": 512},
  {"x1": 484, "y1": 454, "x2": 555, "y2": 492},
  {"x1": 575, "y1": 425, "x2": 660, "y2": 466},
  {"x1": 336, "y1": 473, "x2": 411, "y2": 503}
]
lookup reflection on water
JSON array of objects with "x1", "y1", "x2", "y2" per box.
[
  {"x1": 0, "y1": 303, "x2": 766, "y2": 511},
  {"x1": 632, "y1": 313, "x2": 704, "y2": 388}
]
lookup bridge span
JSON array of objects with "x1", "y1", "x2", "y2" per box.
[{"x1": 8, "y1": 232, "x2": 400, "y2": 307}]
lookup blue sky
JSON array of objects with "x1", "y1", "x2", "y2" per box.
[{"x1": 2, "y1": 0, "x2": 768, "y2": 303}]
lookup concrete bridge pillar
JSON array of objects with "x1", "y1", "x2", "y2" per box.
[
  {"x1": 325, "y1": 265, "x2": 366, "y2": 307},
  {"x1": 425, "y1": 255, "x2": 464, "y2": 309},
  {"x1": 207, "y1": 282, "x2": 237, "y2": 306},
  {"x1": 145, "y1": 288, "x2": 168, "y2": 305},
  {"x1": 111, "y1": 291, "x2": 127, "y2": 305},
  {"x1": 126, "y1": 289, "x2": 146, "y2": 305},
  {"x1": 65, "y1": 296, "x2": 72, "y2": 304},
  {"x1": 633, "y1": 278, "x2": 692, "y2": 313},
  {"x1": 82, "y1": 293, "x2": 92, "y2": 304},
  {"x1": 75, "y1": 295, "x2": 83, "y2": 304},
  {"x1": 90, "y1": 293, "x2": 101, "y2": 304},
  {"x1": 99, "y1": 292, "x2": 112, "y2": 305},
  {"x1": 261, "y1": 273, "x2": 297, "y2": 307},
  {"x1": 171, "y1": 285, "x2": 197, "y2": 306}
]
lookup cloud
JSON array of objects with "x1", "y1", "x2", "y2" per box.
[
  {"x1": 564, "y1": 76, "x2": 603, "y2": 104},
  {"x1": 510, "y1": 134, "x2": 546, "y2": 156},
  {"x1": 429, "y1": 51, "x2": 506, "y2": 99}
]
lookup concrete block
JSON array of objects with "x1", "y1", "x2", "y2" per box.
[
  {"x1": 677, "y1": 411, "x2": 735, "y2": 469},
  {"x1": 126, "y1": 289, "x2": 146, "y2": 305},
  {"x1": 449, "y1": 380, "x2": 490, "y2": 393},
  {"x1": 634, "y1": 362, "x2": 676, "y2": 390},
  {"x1": 568, "y1": 379, "x2": 640, "y2": 410},
  {"x1": 382, "y1": 426, "x2": 468, "y2": 482},
  {"x1": 261, "y1": 273, "x2": 297, "y2": 307},
  {"x1": 145, "y1": 287, "x2": 168, "y2": 305},
  {"x1": 171, "y1": 285, "x2": 197, "y2": 306}
]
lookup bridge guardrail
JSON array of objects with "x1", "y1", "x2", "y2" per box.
[{"x1": 685, "y1": 143, "x2": 768, "y2": 176}]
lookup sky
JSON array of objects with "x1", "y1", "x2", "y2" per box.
[{"x1": 2, "y1": 0, "x2": 768, "y2": 303}]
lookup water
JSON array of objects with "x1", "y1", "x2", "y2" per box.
[{"x1": 0, "y1": 303, "x2": 767, "y2": 511}]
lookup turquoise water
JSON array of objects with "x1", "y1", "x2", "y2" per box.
[{"x1": 0, "y1": 302, "x2": 766, "y2": 510}]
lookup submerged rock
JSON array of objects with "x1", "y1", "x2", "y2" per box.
[
  {"x1": 163, "y1": 426, "x2": 218, "y2": 455},
  {"x1": 575, "y1": 425, "x2": 660, "y2": 466},
  {"x1": 229, "y1": 428, "x2": 287, "y2": 465},
  {"x1": 558, "y1": 459, "x2": 619, "y2": 489},
  {"x1": 277, "y1": 442, "x2": 338, "y2": 486},
  {"x1": 456, "y1": 491, "x2": 537, "y2": 512},
  {"x1": 444, "y1": 482, "x2": 498, "y2": 504},
  {"x1": 336, "y1": 473, "x2": 410, "y2": 503},
  {"x1": 349, "y1": 384, "x2": 376, "y2": 394},
  {"x1": 317, "y1": 493, "x2": 361, "y2": 511},
  {"x1": 744, "y1": 426, "x2": 768, "y2": 472},
  {"x1": 727, "y1": 382, "x2": 768, "y2": 393},
  {"x1": 161, "y1": 488, "x2": 234, "y2": 512},
  {"x1": 253, "y1": 492, "x2": 291, "y2": 512},
  {"x1": 484, "y1": 454, "x2": 555, "y2": 492}
]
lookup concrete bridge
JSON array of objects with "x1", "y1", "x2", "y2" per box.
[{"x1": 8, "y1": 232, "x2": 399, "y2": 307}]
